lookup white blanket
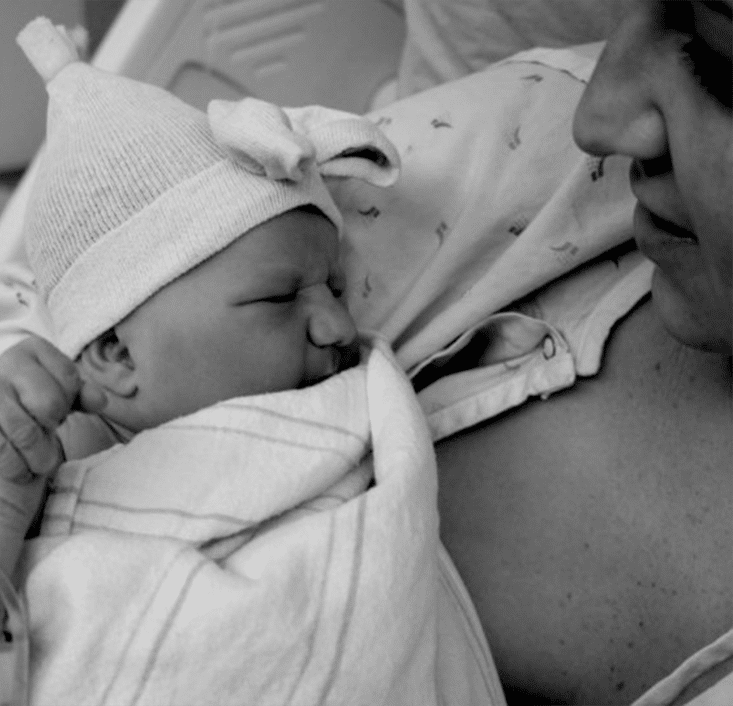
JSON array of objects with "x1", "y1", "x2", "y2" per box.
[{"x1": 21, "y1": 339, "x2": 504, "y2": 706}]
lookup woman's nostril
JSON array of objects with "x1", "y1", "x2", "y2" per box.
[{"x1": 634, "y1": 154, "x2": 674, "y2": 179}]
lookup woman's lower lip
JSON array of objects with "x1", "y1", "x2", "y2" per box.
[{"x1": 633, "y1": 204, "x2": 697, "y2": 260}]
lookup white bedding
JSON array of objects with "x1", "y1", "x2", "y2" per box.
[{"x1": 397, "y1": 0, "x2": 624, "y2": 96}]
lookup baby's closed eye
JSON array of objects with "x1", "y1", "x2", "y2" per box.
[{"x1": 261, "y1": 291, "x2": 298, "y2": 304}]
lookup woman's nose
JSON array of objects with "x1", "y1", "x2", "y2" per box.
[
  {"x1": 572, "y1": 12, "x2": 668, "y2": 161},
  {"x1": 306, "y1": 285, "x2": 357, "y2": 348}
]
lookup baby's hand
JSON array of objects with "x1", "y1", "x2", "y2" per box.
[{"x1": 0, "y1": 336, "x2": 106, "y2": 576}]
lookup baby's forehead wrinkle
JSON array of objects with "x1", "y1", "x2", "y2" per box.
[
  {"x1": 230, "y1": 219, "x2": 340, "y2": 287},
  {"x1": 250, "y1": 253, "x2": 333, "y2": 288}
]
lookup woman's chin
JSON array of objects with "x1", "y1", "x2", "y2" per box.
[{"x1": 650, "y1": 267, "x2": 732, "y2": 354}]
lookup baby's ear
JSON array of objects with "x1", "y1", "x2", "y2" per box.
[{"x1": 77, "y1": 329, "x2": 137, "y2": 398}]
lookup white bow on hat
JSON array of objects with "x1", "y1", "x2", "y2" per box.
[{"x1": 208, "y1": 97, "x2": 400, "y2": 187}]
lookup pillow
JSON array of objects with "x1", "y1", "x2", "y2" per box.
[{"x1": 396, "y1": 0, "x2": 626, "y2": 96}]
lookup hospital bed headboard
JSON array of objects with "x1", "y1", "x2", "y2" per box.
[{"x1": 93, "y1": 0, "x2": 405, "y2": 114}]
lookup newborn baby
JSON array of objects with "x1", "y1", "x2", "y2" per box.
[{"x1": 0, "y1": 17, "x2": 499, "y2": 706}]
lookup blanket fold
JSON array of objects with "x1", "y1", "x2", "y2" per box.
[{"x1": 22, "y1": 338, "x2": 502, "y2": 706}]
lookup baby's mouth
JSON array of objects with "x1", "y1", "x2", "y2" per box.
[
  {"x1": 303, "y1": 342, "x2": 362, "y2": 388},
  {"x1": 334, "y1": 340, "x2": 362, "y2": 373}
]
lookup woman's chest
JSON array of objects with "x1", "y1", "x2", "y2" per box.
[{"x1": 435, "y1": 302, "x2": 732, "y2": 704}]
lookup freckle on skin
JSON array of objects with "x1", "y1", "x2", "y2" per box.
[
  {"x1": 616, "y1": 681, "x2": 626, "y2": 692},
  {"x1": 435, "y1": 221, "x2": 450, "y2": 243}
]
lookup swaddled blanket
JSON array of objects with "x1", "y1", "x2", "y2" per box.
[{"x1": 19, "y1": 338, "x2": 503, "y2": 706}]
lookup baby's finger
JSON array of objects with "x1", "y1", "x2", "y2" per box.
[
  {"x1": 0, "y1": 431, "x2": 29, "y2": 484},
  {"x1": 73, "y1": 377, "x2": 107, "y2": 414},
  {"x1": 14, "y1": 370, "x2": 75, "y2": 431},
  {"x1": 0, "y1": 393, "x2": 65, "y2": 481},
  {"x1": 24, "y1": 337, "x2": 83, "y2": 414},
  {"x1": 0, "y1": 338, "x2": 80, "y2": 431},
  {"x1": 19, "y1": 338, "x2": 107, "y2": 416}
]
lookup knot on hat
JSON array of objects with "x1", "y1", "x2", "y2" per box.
[
  {"x1": 208, "y1": 97, "x2": 400, "y2": 187},
  {"x1": 16, "y1": 16, "x2": 88, "y2": 83},
  {"x1": 208, "y1": 99, "x2": 316, "y2": 181}
]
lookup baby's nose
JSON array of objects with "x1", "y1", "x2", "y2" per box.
[{"x1": 307, "y1": 286, "x2": 357, "y2": 348}]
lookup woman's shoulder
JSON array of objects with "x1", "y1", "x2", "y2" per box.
[{"x1": 436, "y1": 299, "x2": 732, "y2": 704}]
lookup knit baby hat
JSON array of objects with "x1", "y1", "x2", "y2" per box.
[{"x1": 17, "y1": 17, "x2": 399, "y2": 359}]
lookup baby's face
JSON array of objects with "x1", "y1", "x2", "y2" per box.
[{"x1": 114, "y1": 209, "x2": 357, "y2": 429}]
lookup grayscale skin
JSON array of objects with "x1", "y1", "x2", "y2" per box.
[{"x1": 0, "y1": 1, "x2": 731, "y2": 703}]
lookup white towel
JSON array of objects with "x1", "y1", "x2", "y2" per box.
[{"x1": 21, "y1": 338, "x2": 503, "y2": 706}]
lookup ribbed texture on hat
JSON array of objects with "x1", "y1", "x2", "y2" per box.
[{"x1": 26, "y1": 64, "x2": 227, "y2": 299}]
